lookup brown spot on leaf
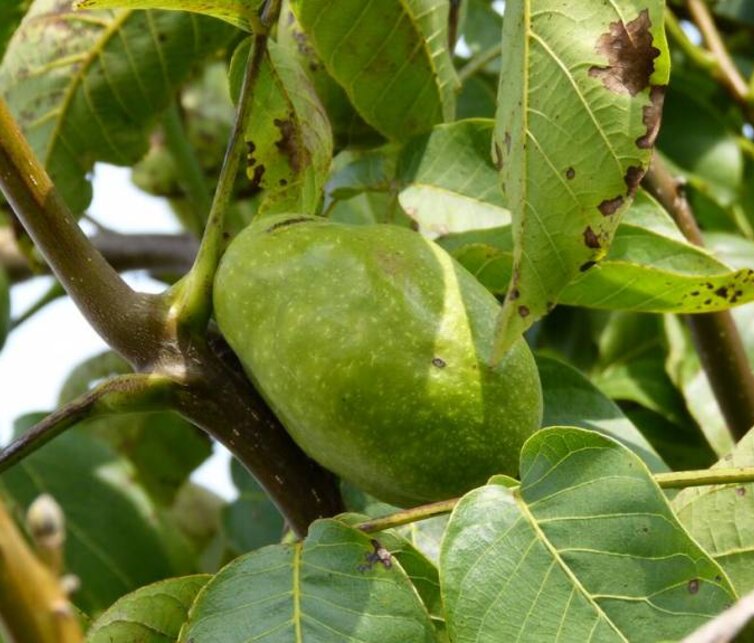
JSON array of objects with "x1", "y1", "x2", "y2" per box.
[
  {"x1": 736, "y1": 487, "x2": 747, "y2": 497},
  {"x1": 566, "y1": 167, "x2": 576, "y2": 180},
  {"x1": 589, "y1": 10, "x2": 661, "y2": 96},
  {"x1": 599, "y1": 195, "x2": 624, "y2": 216},
  {"x1": 715, "y1": 287, "x2": 729, "y2": 299},
  {"x1": 509, "y1": 288, "x2": 520, "y2": 301},
  {"x1": 274, "y1": 116, "x2": 307, "y2": 173},
  {"x1": 432, "y1": 357, "x2": 447, "y2": 369},
  {"x1": 636, "y1": 85, "x2": 666, "y2": 149},
  {"x1": 504, "y1": 132, "x2": 512, "y2": 154},
  {"x1": 688, "y1": 579, "x2": 700, "y2": 594},
  {"x1": 580, "y1": 261, "x2": 597, "y2": 272},
  {"x1": 249, "y1": 164, "x2": 266, "y2": 190},
  {"x1": 624, "y1": 166, "x2": 644, "y2": 196},
  {"x1": 518, "y1": 305, "x2": 530, "y2": 318},
  {"x1": 583, "y1": 227, "x2": 601, "y2": 249}
]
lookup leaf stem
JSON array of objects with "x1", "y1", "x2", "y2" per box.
[
  {"x1": 355, "y1": 466, "x2": 754, "y2": 533},
  {"x1": 457, "y1": 43, "x2": 502, "y2": 84},
  {"x1": 357, "y1": 498, "x2": 459, "y2": 533},
  {"x1": 173, "y1": 1, "x2": 278, "y2": 332},
  {"x1": 654, "y1": 468, "x2": 754, "y2": 489},
  {"x1": 0, "y1": 375, "x2": 174, "y2": 474},
  {"x1": 0, "y1": 98, "x2": 165, "y2": 367},
  {"x1": 643, "y1": 155, "x2": 754, "y2": 442},
  {"x1": 161, "y1": 100, "x2": 212, "y2": 236}
]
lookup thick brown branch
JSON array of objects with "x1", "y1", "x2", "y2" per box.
[
  {"x1": 0, "y1": 99, "x2": 165, "y2": 366},
  {"x1": 643, "y1": 156, "x2": 754, "y2": 441},
  {"x1": 174, "y1": 338, "x2": 344, "y2": 537}
]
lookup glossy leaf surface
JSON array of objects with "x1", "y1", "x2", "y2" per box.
[
  {"x1": 180, "y1": 519, "x2": 436, "y2": 642},
  {"x1": 441, "y1": 428, "x2": 735, "y2": 642}
]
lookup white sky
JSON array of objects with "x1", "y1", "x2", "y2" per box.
[{"x1": 0, "y1": 164, "x2": 236, "y2": 500}]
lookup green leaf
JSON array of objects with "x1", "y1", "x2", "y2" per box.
[
  {"x1": 440, "y1": 191, "x2": 754, "y2": 313},
  {"x1": 229, "y1": 38, "x2": 333, "y2": 214},
  {"x1": 289, "y1": 0, "x2": 457, "y2": 141},
  {"x1": 397, "y1": 119, "x2": 510, "y2": 237},
  {"x1": 673, "y1": 430, "x2": 754, "y2": 596},
  {"x1": 222, "y1": 458, "x2": 283, "y2": 554},
  {"x1": 87, "y1": 575, "x2": 210, "y2": 642},
  {"x1": 440, "y1": 427, "x2": 736, "y2": 642},
  {"x1": 0, "y1": 267, "x2": 9, "y2": 351},
  {"x1": 1, "y1": 418, "x2": 192, "y2": 614},
  {"x1": 180, "y1": 519, "x2": 436, "y2": 642},
  {"x1": 0, "y1": 0, "x2": 30, "y2": 59},
  {"x1": 492, "y1": 1, "x2": 671, "y2": 354},
  {"x1": 0, "y1": 0, "x2": 234, "y2": 213},
  {"x1": 536, "y1": 354, "x2": 667, "y2": 472},
  {"x1": 338, "y1": 513, "x2": 442, "y2": 621},
  {"x1": 277, "y1": 0, "x2": 379, "y2": 148},
  {"x1": 74, "y1": 0, "x2": 261, "y2": 31}
]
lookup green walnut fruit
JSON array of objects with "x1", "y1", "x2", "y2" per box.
[{"x1": 213, "y1": 215, "x2": 543, "y2": 506}]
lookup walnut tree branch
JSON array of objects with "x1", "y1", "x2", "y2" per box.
[
  {"x1": 1, "y1": 226, "x2": 198, "y2": 284},
  {"x1": 0, "y1": 98, "x2": 165, "y2": 367},
  {"x1": 643, "y1": 155, "x2": 754, "y2": 441}
]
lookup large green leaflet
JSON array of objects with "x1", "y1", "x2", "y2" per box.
[
  {"x1": 229, "y1": 38, "x2": 333, "y2": 214},
  {"x1": 440, "y1": 428, "x2": 736, "y2": 642},
  {"x1": 673, "y1": 427, "x2": 754, "y2": 596},
  {"x1": 179, "y1": 519, "x2": 436, "y2": 642},
  {"x1": 492, "y1": 0, "x2": 670, "y2": 357},
  {"x1": 87, "y1": 575, "x2": 210, "y2": 642},
  {"x1": 440, "y1": 192, "x2": 754, "y2": 313},
  {"x1": 73, "y1": 0, "x2": 262, "y2": 31},
  {"x1": 289, "y1": 0, "x2": 457, "y2": 141},
  {"x1": 0, "y1": 0, "x2": 233, "y2": 213}
]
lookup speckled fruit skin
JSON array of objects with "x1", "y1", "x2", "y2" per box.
[{"x1": 213, "y1": 215, "x2": 543, "y2": 506}]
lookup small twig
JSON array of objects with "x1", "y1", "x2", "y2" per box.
[
  {"x1": 11, "y1": 281, "x2": 65, "y2": 330},
  {"x1": 643, "y1": 156, "x2": 754, "y2": 442},
  {"x1": 665, "y1": 9, "x2": 717, "y2": 72},
  {"x1": 687, "y1": 0, "x2": 752, "y2": 109},
  {"x1": 0, "y1": 99, "x2": 165, "y2": 367},
  {"x1": 161, "y1": 100, "x2": 212, "y2": 236},
  {"x1": 457, "y1": 43, "x2": 502, "y2": 84},
  {"x1": 0, "y1": 374, "x2": 173, "y2": 474},
  {"x1": 0, "y1": 499, "x2": 82, "y2": 643}
]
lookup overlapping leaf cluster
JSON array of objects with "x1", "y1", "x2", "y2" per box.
[{"x1": 3, "y1": 0, "x2": 754, "y2": 640}]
